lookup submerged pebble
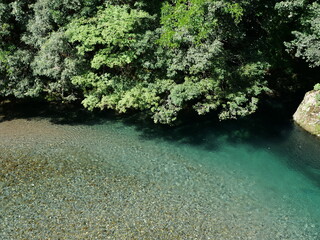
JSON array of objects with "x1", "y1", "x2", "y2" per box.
[{"x1": 0, "y1": 118, "x2": 319, "y2": 239}]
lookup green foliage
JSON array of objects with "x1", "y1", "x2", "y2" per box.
[
  {"x1": 66, "y1": 4, "x2": 157, "y2": 113},
  {"x1": 158, "y1": 0, "x2": 243, "y2": 48},
  {"x1": 31, "y1": 31, "x2": 81, "y2": 101},
  {"x1": 63, "y1": 2, "x2": 271, "y2": 123},
  {"x1": 0, "y1": 0, "x2": 319, "y2": 124},
  {"x1": 314, "y1": 83, "x2": 320, "y2": 91},
  {"x1": 0, "y1": 49, "x2": 42, "y2": 98},
  {"x1": 152, "y1": 0, "x2": 270, "y2": 123},
  {"x1": 287, "y1": 3, "x2": 320, "y2": 67},
  {"x1": 277, "y1": 1, "x2": 320, "y2": 67},
  {"x1": 66, "y1": 5, "x2": 153, "y2": 69},
  {"x1": 23, "y1": 0, "x2": 103, "y2": 47},
  {"x1": 20, "y1": 0, "x2": 104, "y2": 101}
]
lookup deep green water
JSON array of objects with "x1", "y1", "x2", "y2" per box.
[{"x1": 0, "y1": 105, "x2": 320, "y2": 239}]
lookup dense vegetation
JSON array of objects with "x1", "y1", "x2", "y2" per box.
[{"x1": 0, "y1": 0, "x2": 319, "y2": 123}]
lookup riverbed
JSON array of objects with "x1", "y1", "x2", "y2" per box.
[{"x1": 0, "y1": 104, "x2": 319, "y2": 239}]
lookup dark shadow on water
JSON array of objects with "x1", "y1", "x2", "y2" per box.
[
  {"x1": 116, "y1": 102, "x2": 320, "y2": 189},
  {"x1": 0, "y1": 100, "x2": 107, "y2": 126},
  {"x1": 117, "y1": 100, "x2": 294, "y2": 152}
]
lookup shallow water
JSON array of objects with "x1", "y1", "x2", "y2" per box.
[{"x1": 0, "y1": 107, "x2": 320, "y2": 239}]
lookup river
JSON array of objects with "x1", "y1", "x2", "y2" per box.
[{"x1": 0, "y1": 103, "x2": 319, "y2": 239}]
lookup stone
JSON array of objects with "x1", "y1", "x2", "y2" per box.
[{"x1": 293, "y1": 90, "x2": 320, "y2": 137}]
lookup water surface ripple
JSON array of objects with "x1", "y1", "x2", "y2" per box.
[{"x1": 0, "y1": 108, "x2": 320, "y2": 239}]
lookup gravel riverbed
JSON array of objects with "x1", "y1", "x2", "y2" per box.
[{"x1": 0, "y1": 118, "x2": 319, "y2": 239}]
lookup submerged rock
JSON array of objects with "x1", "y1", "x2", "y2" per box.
[{"x1": 293, "y1": 90, "x2": 320, "y2": 137}]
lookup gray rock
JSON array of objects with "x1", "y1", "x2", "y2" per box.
[{"x1": 293, "y1": 90, "x2": 320, "y2": 137}]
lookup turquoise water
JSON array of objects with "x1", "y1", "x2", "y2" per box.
[{"x1": 0, "y1": 107, "x2": 320, "y2": 239}]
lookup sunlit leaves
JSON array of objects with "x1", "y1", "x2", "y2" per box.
[
  {"x1": 66, "y1": 5, "x2": 153, "y2": 68},
  {"x1": 158, "y1": 0, "x2": 244, "y2": 47},
  {"x1": 277, "y1": 1, "x2": 320, "y2": 67},
  {"x1": 1, "y1": 0, "x2": 314, "y2": 124}
]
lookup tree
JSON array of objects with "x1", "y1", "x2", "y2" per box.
[
  {"x1": 277, "y1": 1, "x2": 320, "y2": 67},
  {"x1": 0, "y1": 0, "x2": 319, "y2": 123}
]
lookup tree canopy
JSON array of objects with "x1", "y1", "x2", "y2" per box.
[{"x1": 0, "y1": 0, "x2": 319, "y2": 123}]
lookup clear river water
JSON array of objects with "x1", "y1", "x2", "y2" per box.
[{"x1": 0, "y1": 104, "x2": 319, "y2": 239}]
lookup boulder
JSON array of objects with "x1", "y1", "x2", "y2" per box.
[{"x1": 293, "y1": 90, "x2": 320, "y2": 137}]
